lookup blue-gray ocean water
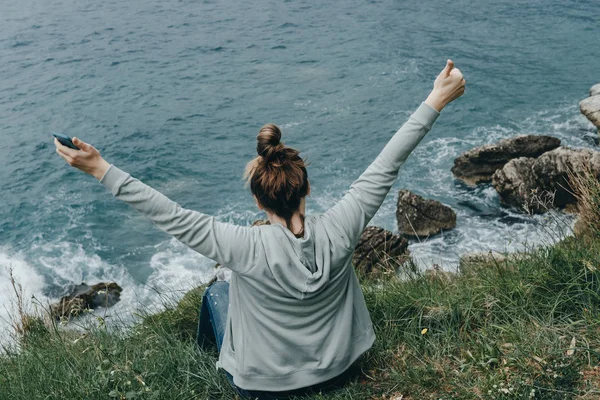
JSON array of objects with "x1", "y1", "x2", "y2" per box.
[{"x1": 1, "y1": 0, "x2": 599, "y2": 336}]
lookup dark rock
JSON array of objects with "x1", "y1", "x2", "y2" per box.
[
  {"x1": 451, "y1": 135, "x2": 561, "y2": 185},
  {"x1": 580, "y1": 94, "x2": 600, "y2": 129},
  {"x1": 352, "y1": 226, "x2": 409, "y2": 276},
  {"x1": 51, "y1": 282, "x2": 122, "y2": 319},
  {"x1": 492, "y1": 147, "x2": 600, "y2": 212},
  {"x1": 396, "y1": 190, "x2": 456, "y2": 237}
]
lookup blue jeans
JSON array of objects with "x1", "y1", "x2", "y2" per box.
[{"x1": 197, "y1": 281, "x2": 358, "y2": 399}]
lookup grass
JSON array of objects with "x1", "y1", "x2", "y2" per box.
[{"x1": 2, "y1": 175, "x2": 600, "y2": 399}]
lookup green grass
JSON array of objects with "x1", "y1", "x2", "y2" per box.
[{"x1": 3, "y1": 204, "x2": 600, "y2": 400}]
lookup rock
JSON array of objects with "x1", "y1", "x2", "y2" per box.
[
  {"x1": 580, "y1": 93, "x2": 600, "y2": 129},
  {"x1": 532, "y1": 147, "x2": 600, "y2": 206},
  {"x1": 396, "y1": 190, "x2": 456, "y2": 237},
  {"x1": 459, "y1": 251, "x2": 525, "y2": 275},
  {"x1": 492, "y1": 147, "x2": 600, "y2": 212},
  {"x1": 590, "y1": 83, "x2": 600, "y2": 97},
  {"x1": 352, "y1": 226, "x2": 409, "y2": 276},
  {"x1": 50, "y1": 282, "x2": 122, "y2": 319},
  {"x1": 491, "y1": 157, "x2": 539, "y2": 211},
  {"x1": 451, "y1": 135, "x2": 561, "y2": 185},
  {"x1": 461, "y1": 251, "x2": 508, "y2": 264}
]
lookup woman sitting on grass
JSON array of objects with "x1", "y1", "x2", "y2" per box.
[{"x1": 54, "y1": 60, "x2": 465, "y2": 399}]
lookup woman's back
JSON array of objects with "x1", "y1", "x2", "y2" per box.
[{"x1": 217, "y1": 215, "x2": 373, "y2": 390}]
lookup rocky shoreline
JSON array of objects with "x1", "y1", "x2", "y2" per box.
[{"x1": 354, "y1": 82, "x2": 600, "y2": 277}]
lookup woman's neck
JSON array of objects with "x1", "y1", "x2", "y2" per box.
[{"x1": 266, "y1": 199, "x2": 306, "y2": 237}]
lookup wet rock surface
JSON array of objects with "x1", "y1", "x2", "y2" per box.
[
  {"x1": 451, "y1": 135, "x2": 561, "y2": 185},
  {"x1": 396, "y1": 190, "x2": 456, "y2": 237},
  {"x1": 492, "y1": 147, "x2": 600, "y2": 212},
  {"x1": 352, "y1": 226, "x2": 409, "y2": 276},
  {"x1": 491, "y1": 157, "x2": 539, "y2": 211},
  {"x1": 580, "y1": 84, "x2": 600, "y2": 129},
  {"x1": 50, "y1": 282, "x2": 123, "y2": 319}
]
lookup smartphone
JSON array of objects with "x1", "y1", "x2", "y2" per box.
[{"x1": 52, "y1": 132, "x2": 80, "y2": 150}]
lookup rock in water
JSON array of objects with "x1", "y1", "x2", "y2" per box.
[
  {"x1": 396, "y1": 190, "x2": 456, "y2": 237},
  {"x1": 532, "y1": 148, "x2": 600, "y2": 206},
  {"x1": 492, "y1": 147, "x2": 600, "y2": 212},
  {"x1": 580, "y1": 94, "x2": 600, "y2": 129},
  {"x1": 491, "y1": 157, "x2": 539, "y2": 212},
  {"x1": 51, "y1": 282, "x2": 123, "y2": 319},
  {"x1": 580, "y1": 83, "x2": 600, "y2": 129},
  {"x1": 352, "y1": 226, "x2": 409, "y2": 276},
  {"x1": 451, "y1": 135, "x2": 561, "y2": 185}
]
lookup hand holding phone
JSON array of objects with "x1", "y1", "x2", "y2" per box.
[
  {"x1": 52, "y1": 132, "x2": 80, "y2": 150},
  {"x1": 53, "y1": 135, "x2": 110, "y2": 180}
]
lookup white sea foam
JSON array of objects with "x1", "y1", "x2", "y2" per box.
[
  {"x1": 518, "y1": 103, "x2": 595, "y2": 147},
  {"x1": 146, "y1": 239, "x2": 215, "y2": 301},
  {"x1": 0, "y1": 237, "x2": 217, "y2": 343},
  {"x1": 0, "y1": 249, "x2": 48, "y2": 343},
  {"x1": 408, "y1": 210, "x2": 576, "y2": 271}
]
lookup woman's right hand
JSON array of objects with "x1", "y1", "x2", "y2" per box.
[
  {"x1": 425, "y1": 59, "x2": 466, "y2": 112},
  {"x1": 54, "y1": 137, "x2": 111, "y2": 180}
]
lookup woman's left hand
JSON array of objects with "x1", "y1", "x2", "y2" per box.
[{"x1": 54, "y1": 137, "x2": 110, "y2": 180}]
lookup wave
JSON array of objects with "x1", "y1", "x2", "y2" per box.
[
  {"x1": 0, "y1": 250, "x2": 48, "y2": 343},
  {"x1": 0, "y1": 238, "x2": 216, "y2": 343}
]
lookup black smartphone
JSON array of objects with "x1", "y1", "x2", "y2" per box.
[{"x1": 52, "y1": 132, "x2": 80, "y2": 150}]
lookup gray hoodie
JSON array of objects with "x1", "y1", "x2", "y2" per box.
[{"x1": 100, "y1": 102, "x2": 440, "y2": 391}]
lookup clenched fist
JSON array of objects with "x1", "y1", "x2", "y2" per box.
[{"x1": 425, "y1": 59, "x2": 466, "y2": 112}]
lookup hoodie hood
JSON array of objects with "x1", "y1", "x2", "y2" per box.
[{"x1": 260, "y1": 217, "x2": 331, "y2": 299}]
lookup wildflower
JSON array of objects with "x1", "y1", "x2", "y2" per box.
[{"x1": 421, "y1": 328, "x2": 428, "y2": 335}]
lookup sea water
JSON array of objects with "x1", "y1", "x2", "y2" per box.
[{"x1": 1, "y1": 0, "x2": 599, "y2": 339}]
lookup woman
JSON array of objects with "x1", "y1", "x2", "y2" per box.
[{"x1": 54, "y1": 60, "x2": 465, "y2": 398}]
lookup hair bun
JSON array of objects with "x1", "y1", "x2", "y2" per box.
[{"x1": 256, "y1": 123, "x2": 284, "y2": 160}]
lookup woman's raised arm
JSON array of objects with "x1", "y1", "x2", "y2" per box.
[
  {"x1": 322, "y1": 60, "x2": 466, "y2": 248},
  {"x1": 54, "y1": 138, "x2": 258, "y2": 273}
]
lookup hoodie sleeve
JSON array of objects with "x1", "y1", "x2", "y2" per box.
[
  {"x1": 322, "y1": 102, "x2": 439, "y2": 248},
  {"x1": 100, "y1": 165, "x2": 257, "y2": 273}
]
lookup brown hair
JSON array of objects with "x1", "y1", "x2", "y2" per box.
[{"x1": 244, "y1": 123, "x2": 310, "y2": 237}]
